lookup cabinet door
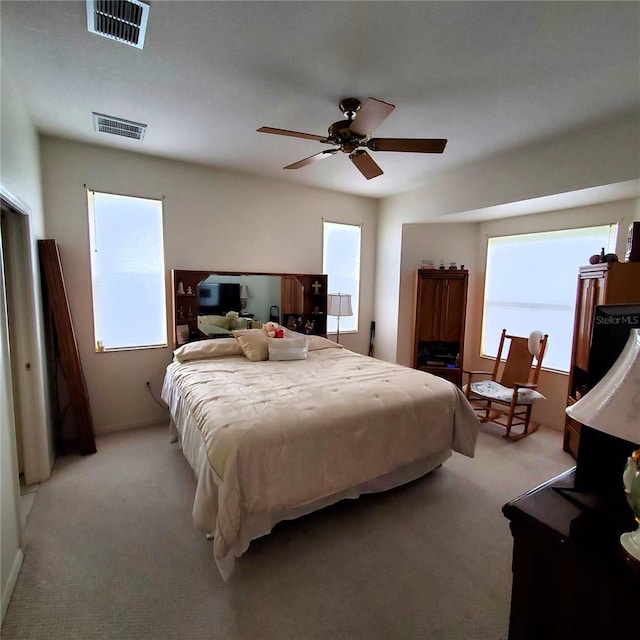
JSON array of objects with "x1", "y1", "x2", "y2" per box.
[
  {"x1": 417, "y1": 277, "x2": 443, "y2": 341},
  {"x1": 575, "y1": 276, "x2": 604, "y2": 370},
  {"x1": 440, "y1": 278, "x2": 465, "y2": 342}
]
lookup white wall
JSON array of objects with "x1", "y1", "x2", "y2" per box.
[
  {"x1": 0, "y1": 71, "x2": 52, "y2": 621},
  {"x1": 470, "y1": 199, "x2": 639, "y2": 431},
  {"x1": 375, "y1": 112, "x2": 640, "y2": 365},
  {"x1": 397, "y1": 223, "x2": 479, "y2": 367},
  {"x1": 40, "y1": 136, "x2": 378, "y2": 433}
]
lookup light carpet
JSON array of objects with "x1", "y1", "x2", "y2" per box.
[{"x1": 2, "y1": 421, "x2": 574, "y2": 639}]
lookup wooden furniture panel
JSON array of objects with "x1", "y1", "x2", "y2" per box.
[
  {"x1": 38, "y1": 240, "x2": 96, "y2": 455},
  {"x1": 503, "y1": 469, "x2": 640, "y2": 640},
  {"x1": 412, "y1": 269, "x2": 468, "y2": 388},
  {"x1": 170, "y1": 270, "x2": 327, "y2": 349},
  {"x1": 564, "y1": 262, "x2": 640, "y2": 458}
]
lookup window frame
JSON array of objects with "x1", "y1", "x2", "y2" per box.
[
  {"x1": 322, "y1": 220, "x2": 362, "y2": 335},
  {"x1": 480, "y1": 223, "x2": 618, "y2": 373},
  {"x1": 87, "y1": 189, "x2": 168, "y2": 352}
]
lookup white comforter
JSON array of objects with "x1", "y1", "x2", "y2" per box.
[{"x1": 162, "y1": 347, "x2": 479, "y2": 578}]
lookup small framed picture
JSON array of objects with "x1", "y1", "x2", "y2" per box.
[{"x1": 176, "y1": 324, "x2": 190, "y2": 346}]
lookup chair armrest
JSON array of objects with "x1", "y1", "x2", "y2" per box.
[
  {"x1": 513, "y1": 382, "x2": 537, "y2": 389},
  {"x1": 462, "y1": 370, "x2": 492, "y2": 376}
]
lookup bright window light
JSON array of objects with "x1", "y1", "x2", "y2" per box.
[
  {"x1": 323, "y1": 221, "x2": 361, "y2": 333},
  {"x1": 482, "y1": 224, "x2": 617, "y2": 372},
  {"x1": 87, "y1": 190, "x2": 167, "y2": 351}
]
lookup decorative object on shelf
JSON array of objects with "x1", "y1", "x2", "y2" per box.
[
  {"x1": 420, "y1": 259, "x2": 435, "y2": 269},
  {"x1": 622, "y1": 449, "x2": 640, "y2": 561},
  {"x1": 448, "y1": 262, "x2": 457, "y2": 269},
  {"x1": 604, "y1": 253, "x2": 619, "y2": 263},
  {"x1": 312, "y1": 280, "x2": 323, "y2": 295},
  {"x1": 589, "y1": 254, "x2": 601, "y2": 265},
  {"x1": 177, "y1": 281, "x2": 185, "y2": 295},
  {"x1": 566, "y1": 328, "x2": 640, "y2": 561},
  {"x1": 327, "y1": 293, "x2": 353, "y2": 344},
  {"x1": 186, "y1": 285, "x2": 193, "y2": 295},
  {"x1": 438, "y1": 260, "x2": 445, "y2": 270},
  {"x1": 176, "y1": 324, "x2": 190, "y2": 346},
  {"x1": 240, "y1": 285, "x2": 250, "y2": 311}
]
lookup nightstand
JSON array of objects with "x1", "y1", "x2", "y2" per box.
[{"x1": 502, "y1": 469, "x2": 640, "y2": 640}]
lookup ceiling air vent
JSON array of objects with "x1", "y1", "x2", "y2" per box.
[
  {"x1": 86, "y1": 0, "x2": 150, "y2": 49},
  {"x1": 93, "y1": 113, "x2": 147, "y2": 140}
]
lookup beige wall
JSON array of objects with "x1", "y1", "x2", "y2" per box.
[
  {"x1": 376, "y1": 111, "x2": 640, "y2": 366},
  {"x1": 0, "y1": 71, "x2": 52, "y2": 621},
  {"x1": 469, "y1": 199, "x2": 639, "y2": 431},
  {"x1": 40, "y1": 136, "x2": 379, "y2": 433}
]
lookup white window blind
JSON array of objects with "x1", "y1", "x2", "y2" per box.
[
  {"x1": 482, "y1": 224, "x2": 617, "y2": 372},
  {"x1": 323, "y1": 221, "x2": 361, "y2": 334},
  {"x1": 87, "y1": 190, "x2": 167, "y2": 351}
]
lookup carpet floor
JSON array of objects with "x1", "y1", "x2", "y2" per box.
[{"x1": 2, "y1": 421, "x2": 574, "y2": 639}]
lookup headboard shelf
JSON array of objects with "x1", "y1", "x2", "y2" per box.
[{"x1": 170, "y1": 269, "x2": 328, "y2": 349}]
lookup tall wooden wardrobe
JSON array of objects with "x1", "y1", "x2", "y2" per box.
[
  {"x1": 564, "y1": 262, "x2": 640, "y2": 458},
  {"x1": 411, "y1": 268, "x2": 469, "y2": 388}
]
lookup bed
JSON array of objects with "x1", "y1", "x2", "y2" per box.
[{"x1": 161, "y1": 332, "x2": 480, "y2": 579}]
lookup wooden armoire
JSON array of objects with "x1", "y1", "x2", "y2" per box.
[
  {"x1": 411, "y1": 269, "x2": 469, "y2": 388},
  {"x1": 564, "y1": 262, "x2": 640, "y2": 458}
]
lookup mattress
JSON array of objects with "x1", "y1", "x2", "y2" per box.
[{"x1": 162, "y1": 341, "x2": 480, "y2": 579}]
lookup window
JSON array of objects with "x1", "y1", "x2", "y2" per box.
[
  {"x1": 323, "y1": 221, "x2": 361, "y2": 333},
  {"x1": 482, "y1": 224, "x2": 617, "y2": 372},
  {"x1": 87, "y1": 190, "x2": 167, "y2": 351}
]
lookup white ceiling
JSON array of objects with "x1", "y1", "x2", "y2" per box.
[{"x1": 2, "y1": 1, "x2": 639, "y2": 199}]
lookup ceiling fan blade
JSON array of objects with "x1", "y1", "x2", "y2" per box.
[
  {"x1": 367, "y1": 138, "x2": 448, "y2": 153},
  {"x1": 284, "y1": 149, "x2": 339, "y2": 170},
  {"x1": 349, "y1": 97, "x2": 396, "y2": 136},
  {"x1": 350, "y1": 150, "x2": 384, "y2": 180},
  {"x1": 257, "y1": 126, "x2": 327, "y2": 142}
]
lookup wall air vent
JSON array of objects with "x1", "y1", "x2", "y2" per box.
[
  {"x1": 93, "y1": 113, "x2": 147, "y2": 140},
  {"x1": 86, "y1": 0, "x2": 149, "y2": 49}
]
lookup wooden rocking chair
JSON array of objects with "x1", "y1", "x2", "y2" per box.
[{"x1": 463, "y1": 329, "x2": 548, "y2": 439}]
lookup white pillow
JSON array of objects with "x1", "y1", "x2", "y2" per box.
[
  {"x1": 283, "y1": 328, "x2": 342, "y2": 351},
  {"x1": 174, "y1": 338, "x2": 244, "y2": 363},
  {"x1": 268, "y1": 337, "x2": 309, "y2": 361}
]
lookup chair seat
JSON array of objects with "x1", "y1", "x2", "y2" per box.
[{"x1": 466, "y1": 380, "x2": 545, "y2": 405}]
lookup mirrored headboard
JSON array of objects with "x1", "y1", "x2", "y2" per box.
[{"x1": 170, "y1": 269, "x2": 328, "y2": 348}]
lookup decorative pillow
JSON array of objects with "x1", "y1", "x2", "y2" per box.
[
  {"x1": 174, "y1": 338, "x2": 244, "y2": 363},
  {"x1": 268, "y1": 337, "x2": 308, "y2": 361},
  {"x1": 232, "y1": 329, "x2": 269, "y2": 362}
]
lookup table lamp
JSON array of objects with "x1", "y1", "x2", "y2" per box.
[
  {"x1": 566, "y1": 328, "x2": 640, "y2": 561},
  {"x1": 327, "y1": 293, "x2": 352, "y2": 344},
  {"x1": 240, "y1": 285, "x2": 249, "y2": 311}
]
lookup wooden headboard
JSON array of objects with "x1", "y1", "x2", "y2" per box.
[{"x1": 170, "y1": 269, "x2": 328, "y2": 348}]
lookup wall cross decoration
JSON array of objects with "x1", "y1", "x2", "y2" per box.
[{"x1": 312, "y1": 280, "x2": 322, "y2": 295}]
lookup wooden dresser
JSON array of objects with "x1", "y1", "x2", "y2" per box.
[
  {"x1": 564, "y1": 262, "x2": 640, "y2": 458},
  {"x1": 503, "y1": 469, "x2": 640, "y2": 640},
  {"x1": 411, "y1": 268, "x2": 468, "y2": 387}
]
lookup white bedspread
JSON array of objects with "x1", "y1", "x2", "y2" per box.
[{"x1": 162, "y1": 348, "x2": 479, "y2": 578}]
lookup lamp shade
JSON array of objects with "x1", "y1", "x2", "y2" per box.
[
  {"x1": 239, "y1": 285, "x2": 249, "y2": 300},
  {"x1": 327, "y1": 293, "x2": 353, "y2": 317},
  {"x1": 566, "y1": 328, "x2": 640, "y2": 445}
]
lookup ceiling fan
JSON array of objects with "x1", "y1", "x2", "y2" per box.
[{"x1": 257, "y1": 97, "x2": 447, "y2": 180}]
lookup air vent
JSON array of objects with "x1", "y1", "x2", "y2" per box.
[
  {"x1": 86, "y1": 0, "x2": 149, "y2": 49},
  {"x1": 93, "y1": 113, "x2": 147, "y2": 140}
]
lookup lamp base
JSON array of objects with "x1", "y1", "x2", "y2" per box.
[{"x1": 621, "y1": 527, "x2": 640, "y2": 562}]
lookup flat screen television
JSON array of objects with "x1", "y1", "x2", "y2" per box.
[
  {"x1": 198, "y1": 282, "x2": 241, "y2": 315},
  {"x1": 573, "y1": 304, "x2": 640, "y2": 495}
]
